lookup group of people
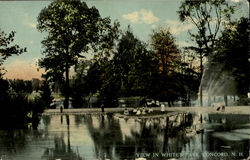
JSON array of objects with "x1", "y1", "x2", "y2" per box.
[
  {"x1": 123, "y1": 106, "x2": 154, "y2": 115},
  {"x1": 123, "y1": 102, "x2": 167, "y2": 115}
]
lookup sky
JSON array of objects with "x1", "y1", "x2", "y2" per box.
[{"x1": 0, "y1": 0, "x2": 248, "y2": 80}]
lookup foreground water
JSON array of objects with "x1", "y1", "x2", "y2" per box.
[{"x1": 0, "y1": 113, "x2": 249, "y2": 160}]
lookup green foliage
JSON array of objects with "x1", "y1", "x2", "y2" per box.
[
  {"x1": 9, "y1": 79, "x2": 33, "y2": 94},
  {"x1": 0, "y1": 29, "x2": 26, "y2": 65},
  {"x1": 177, "y1": 0, "x2": 235, "y2": 57},
  {"x1": 205, "y1": 17, "x2": 249, "y2": 104},
  {"x1": 37, "y1": 0, "x2": 119, "y2": 108},
  {"x1": 40, "y1": 80, "x2": 53, "y2": 108},
  {"x1": 114, "y1": 27, "x2": 158, "y2": 97},
  {"x1": 70, "y1": 60, "x2": 91, "y2": 108},
  {"x1": 98, "y1": 60, "x2": 120, "y2": 108},
  {"x1": 149, "y1": 28, "x2": 184, "y2": 105},
  {"x1": 0, "y1": 78, "x2": 46, "y2": 129},
  {"x1": 0, "y1": 29, "x2": 26, "y2": 76},
  {"x1": 150, "y1": 28, "x2": 180, "y2": 74}
]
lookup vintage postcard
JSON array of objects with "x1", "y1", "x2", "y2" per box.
[{"x1": 0, "y1": 0, "x2": 249, "y2": 159}]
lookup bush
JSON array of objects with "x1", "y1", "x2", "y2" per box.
[{"x1": 0, "y1": 78, "x2": 46, "y2": 129}]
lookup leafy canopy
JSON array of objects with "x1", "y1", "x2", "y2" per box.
[
  {"x1": 0, "y1": 29, "x2": 26, "y2": 76},
  {"x1": 37, "y1": 0, "x2": 119, "y2": 81}
]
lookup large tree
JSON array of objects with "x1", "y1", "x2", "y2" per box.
[
  {"x1": 114, "y1": 28, "x2": 158, "y2": 97},
  {"x1": 150, "y1": 28, "x2": 181, "y2": 106},
  {"x1": 37, "y1": 0, "x2": 119, "y2": 108},
  {"x1": 178, "y1": 0, "x2": 235, "y2": 106},
  {"x1": 204, "y1": 17, "x2": 249, "y2": 105}
]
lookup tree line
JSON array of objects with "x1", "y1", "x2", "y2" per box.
[
  {"x1": 0, "y1": 0, "x2": 249, "y2": 125},
  {"x1": 37, "y1": 0, "x2": 249, "y2": 108}
]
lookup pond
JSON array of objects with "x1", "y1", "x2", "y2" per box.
[{"x1": 0, "y1": 113, "x2": 249, "y2": 160}]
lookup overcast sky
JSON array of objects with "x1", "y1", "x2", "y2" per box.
[{"x1": 0, "y1": 0, "x2": 248, "y2": 80}]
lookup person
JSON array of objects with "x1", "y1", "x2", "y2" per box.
[
  {"x1": 160, "y1": 104, "x2": 165, "y2": 112},
  {"x1": 124, "y1": 107, "x2": 129, "y2": 115},
  {"x1": 142, "y1": 107, "x2": 146, "y2": 115},
  {"x1": 133, "y1": 107, "x2": 137, "y2": 113},
  {"x1": 148, "y1": 107, "x2": 153, "y2": 113},
  {"x1": 60, "y1": 106, "x2": 63, "y2": 114},
  {"x1": 222, "y1": 105, "x2": 225, "y2": 112},
  {"x1": 136, "y1": 109, "x2": 141, "y2": 115},
  {"x1": 156, "y1": 100, "x2": 160, "y2": 106},
  {"x1": 101, "y1": 103, "x2": 104, "y2": 112}
]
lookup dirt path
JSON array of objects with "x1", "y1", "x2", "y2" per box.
[{"x1": 43, "y1": 106, "x2": 250, "y2": 115}]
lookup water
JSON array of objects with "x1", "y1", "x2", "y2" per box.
[{"x1": 0, "y1": 113, "x2": 249, "y2": 160}]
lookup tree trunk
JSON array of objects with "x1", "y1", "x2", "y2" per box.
[
  {"x1": 207, "y1": 96, "x2": 211, "y2": 106},
  {"x1": 199, "y1": 51, "x2": 203, "y2": 107},
  {"x1": 168, "y1": 101, "x2": 171, "y2": 107},
  {"x1": 64, "y1": 62, "x2": 70, "y2": 109},
  {"x1": 224, "y1": 95, "x2": 228, "y2": 106}
]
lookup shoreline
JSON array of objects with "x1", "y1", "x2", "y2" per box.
[{"x1": 43, "y1": 106, "x2": 250, "y2": 115}]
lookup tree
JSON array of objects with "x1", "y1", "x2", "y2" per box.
[
  {"x1": 9, "y1": 79, "x2": 33, "y2": 94},
  {"x1": 71, "y1": 60, "x2": 91, "y2": 108},
  {"x1": 150, "y1": 28, "x2": 180, "y2": 75},
  {"x1": 177, "y1": 0, "x2": 236, "y2": 106},
  {"x1": 98, "y1": 59, "x2": 121, "y2": 108},
  {"x1": 177, "y1": 50, "x2": 200, "y2": 106},
  {"x1": 0, "y1": 29, "x2": 26, "y2": 76},
  {"x1": 37, "y1": 0, "x2": 119, "y2": 108},
  {"x1": 0, "y1": 29, "x2": 45, "y2": 129},
  {"x1": 150, "y1": 28, "x2": 181, "y2": 106},
  {"x1": 205, "y1": 17, "x2": 249, "y2": 105},
  {"x1": 40, "y1": 80, "x2": 54, "y2": 108},
  {"x1": 113, "y1": 27, "x2": 158, "y2": 97},
  {"x1": 184, "y1": 39, "x2": 205, "y2": 106},
  {"x1": 32, "y1": 78, "x2": 41, "y2": 92}
]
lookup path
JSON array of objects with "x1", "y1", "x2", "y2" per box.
[{"x1": 43, "y1": 106, "x2": 250, "y2": 115}]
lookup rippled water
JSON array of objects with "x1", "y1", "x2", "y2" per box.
[{"x1": 0, "y1": 113, "x2": 249, "y2": 160}]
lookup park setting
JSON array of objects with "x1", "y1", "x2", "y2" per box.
[{"x1": 0, "y1": 0, "x2": 249, "y2": 159}]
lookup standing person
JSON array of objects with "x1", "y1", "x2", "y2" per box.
[
  {"x1": 60, "y1": 106, "x2": 63, "y2": 114},
  {"x1": 101, "y1": 103, "x2": 104, "y2": 113},
  {"x1": 160, "y1": 104, "x2": 165, "y2": 112}
]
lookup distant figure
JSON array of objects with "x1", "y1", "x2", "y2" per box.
[
  {"x1": 142, "y1": 107, "x2": 146, "y2": 115},
  {"x1": 124, "y1": 108, "x2": 129, "y2": 115},
  {"x1": 156, "y1": 100, "x2": 160, "y2": 106},
  {"x1": 148, "y1": 107, "x2": 153, "y2": 113},
  {"x1": 160, "y1": 104, "x2": 165, "y2": 112},
  {"x1": 133, "y1": 107, "x2": 137, "y2": 113},
  {"x1": 136, "y1": 109, "x2": 141, "y2": 115},
  {"x1": 66, "y1": 114, "x2": 70, "y2": 125},
  {"x1": 60, "y1": 106, "x2": 63, "y2": 114},
  {"x1": 101, "y1": 103, "x2": 104, "y2": 112},
  {"x1": 222, "y1": 105, "x2": 225, "y2": 112},
  {"x1": 141, "y1": 98, "x2": 148, "y2": 107}
]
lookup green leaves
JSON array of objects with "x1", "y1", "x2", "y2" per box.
[
  {"x1": 150, "y1": 28, "x2": 180, "y2": 74},
  {"x1": 0, "y1": 29, "x2": 26, "y2": 75},
  {"x1": 177, "y1": 0, "x2": 236, "y2": 58},
  {"x1": 37, "y1": 0, "x2": 119, "y2": 108}
]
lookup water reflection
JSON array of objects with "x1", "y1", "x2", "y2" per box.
[
  {"x1": 41, "y1": 114, "x2": 83, "y2": 160},
  {"x1": 0, "y1": 113, "x2": 248, "y2": 160},
  {"x1": 41, "y1": 134, "x2": 83, "y2": 160}
]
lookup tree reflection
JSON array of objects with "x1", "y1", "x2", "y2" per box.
[
  {"x1": 82, "y1": 113, "x2": 192, "y2": 159},
  {"x1": 41, "y1": 135, "x2": 83, "y2": 160},
  {"x1": 0, "y1": 130, "x2": 27, "y2": 153},
  {"x1": 0, "y1": 129, "x2": 45, "y2": 154},
  {"x1": 42, "y1": 115, "x2": 51, "y2": 126},
  {"x1": 42, "y1": 114, "x2": 83, "y2": 160}
]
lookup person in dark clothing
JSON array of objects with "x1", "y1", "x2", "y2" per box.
[{"x1": 60, "y1": 106, "x2": 63, "y2": 113}]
